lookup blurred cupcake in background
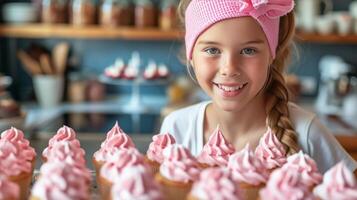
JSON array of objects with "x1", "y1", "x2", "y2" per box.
[
  {"x1": 0, "y1": 175, "x2": 19, "y2": 200},
  {"x1": 285, "y1": 151, "x2": 323, "y2": 190},
  {"x1": 110, "y1": 165, "x2": 163, "y2": 200},
  {"x1": 259, "y1": 166, "x2": 316, "y2": 200},
  {"x1": 30, "y1": 161, "x2": 91, "y2": 200},
  {"x1": 187, "y1": 167, "x2": 243, "y2": 200},
  {"x1": 0, "y1": 127, "x2": 36, "y2": 200},
  {"x1": 98, "y1": 148, "x2": 147, "y2": 200},
  {"x1": 314, "y1": 161, "x2": 357, "y2": 200}
]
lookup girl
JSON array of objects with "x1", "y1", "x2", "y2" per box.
[{"x1": 160, "y1": 0, "x2": 357, "y2": 174}]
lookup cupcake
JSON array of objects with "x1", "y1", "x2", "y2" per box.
[
  {"x1": 197, "y1": 125, "x2": 235, "y2": 168},
  {"x1": 314, "y1": 162, "x2": 357, "y2": 200},
  {"x1": 98, "y1": 148, "x2": 146, "y2": 200},
  {"x1": 111, "y1": 165, "x2": 163, "y2": 200},
  {"x1": 155, "y1": 144, "x2": 200, "y2": 200},
  {"x1": 187, "y1": 167, "x2": 243, "y2": 200},
  {"x1": 93, "y1": 122, "x2": 135, "y2": 174},
  {"x1": 145, "y1": 133, "x2": 176, "y2": 174},
  {"x1": 259, "y1": 166, "x2": 316, "y2": 200},
  {"x1": 285, "y1": 151, "x2": 323, "y2": 189},
  {"x1": 0, "y1": 175, "x2": 20, "y2": 200},
  {"x1": 42, "y1": 125, "x2": 82, "y2": 162},
  {"x1": 0, "y1": 127, "x2": 36, "y2": 200},
  {"x1": 227, "y1": 144, "x2": 270, "y2": 200},
  {"x1": 30, "y1": 161, "x2": 91, "y2": 200},
  {"x1": 255, "y1": 127, "x2": 287, "y2": 172},
  {"x1": 45, "y1": 141, "x2": 86, "y2": 166}
]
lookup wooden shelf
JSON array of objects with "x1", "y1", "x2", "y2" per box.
[
  {"x1": 1, "y1": 24, "x2": 356, "y2": 44},
  {"x1": 295, "y1": 31, "x2": 357, "y2": 44},
  {"x1": 0, "y1": 24, "x2": 183, "y2": 40}
]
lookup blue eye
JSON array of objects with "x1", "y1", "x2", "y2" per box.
[
  {"x1": 204, "y1": 48, "x2": 221, "y2": 55},
  {"x1": 241, "y1": 48, "x2": 256, "y2": 55}
]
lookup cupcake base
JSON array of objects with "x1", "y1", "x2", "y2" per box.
[
  {"x1": 98, "y1": 174, "x2": 113, "y2": 200},
  {"x1": 239, "y1": 182, "x2": 264, "y2": 200},
  {"x1": 9, "y1": 171, "x2": 32, "y2": 200},
  {"x1": 144, "y1": 156, "x2": 160, "y2": 175},
  {"x1": 155, "y1": 173, "x2": 192, "y2": 200}
]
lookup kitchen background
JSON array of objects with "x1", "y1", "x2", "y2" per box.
[{"x1": 0, "y1": 0, "x2": 356, "y2": 138}]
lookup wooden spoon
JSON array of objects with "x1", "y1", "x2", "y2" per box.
[
  {"x1": 53, "y1": 42, "x2": 69, "y2": 75},
  {"x1": 39, "y1": 54, "x2": 53, "y2": 75},
  {"x1": 17, "y1": 50, "x2": 43, "y2": 75}
]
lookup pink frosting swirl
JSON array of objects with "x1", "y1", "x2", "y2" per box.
[
  {"x1": 100, "y1": 148, "x2": 147, "y2": 182},
  {"x1": 255, "y1": 127, "x2": 287, "y2": 169},
  {"x1": 160, "y1": 144, "x2": 200, "y2": 183},
  {"x1": 1, "y1": 127, "x2": 36, "y2": 161},
  {"x1": 31, "y1": 161, "x2": 91, "y2": 200},
  {"x1": 0, "y1": 175, "x2": 19, "y2": 200},
  {"x1": 260, "y1": 166, "x2": 316, "y2": 200},
  {"x1": 286, "y1": 151, "x2": 322, "y2": 187},
  {"x1": 42, "y1": 126, "x2": 81, "y2": 159},
  {"x1": 190, "y1": 167, "x2": 243, "y2": 200},
  {"x1": 197, "y1": 126, "x2": 235, "y2": 167},
  {"x1": 0, "y1": 140, "x2": 32, "y2": 176},
  {"x1": 227, "y1": 144, "x2": 269, "y2": 185},
  {"x1": 111, "y1": 165, "x2": 164, "y2": 200},
  {"x1": 46, "y1": 141, "x2": 86, "y2": 166},
  {"x1": 314, "y1": 162, "x2": 357, "y2": 200},
  {"x1": 93, "y1": 122, "x2": 135, "y2": 162},
  {"x1": 146, "y1": 133, "x2": 176, "y2": 163}
]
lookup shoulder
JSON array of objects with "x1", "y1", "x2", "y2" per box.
[
  {"x1": 288, "y1": 103, "x2": 357, "y2": 173},
  {"x1": 160, "y1": 101, "x2": 209, "y2": 142},
  {"x1": 162, "y1": 101, "x2": 208, "y2": 124}
]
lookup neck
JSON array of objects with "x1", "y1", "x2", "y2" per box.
[{"x1": 206, "y1": 94, "x2": 268, "y2": 140}]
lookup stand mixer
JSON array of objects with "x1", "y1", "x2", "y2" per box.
[{"x1": 316, "y1": 56, "x2": 357, "y2": 117}]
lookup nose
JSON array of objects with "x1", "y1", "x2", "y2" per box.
[{"x1": 219, "y1": 54, "x2": 240, "y2": 77}]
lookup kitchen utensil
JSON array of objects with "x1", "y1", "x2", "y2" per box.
[
  {"x1": 39, "y1": 54, "x2": 54, "y2": 74},
  {"x1": 33, "y1": 75, "x2": 64, "y2": 107},
  {"x1": 53, "y1": 42, "x2": 69, "y2": 75},
  {"x1": 17, "y1": 50, "x2": 43, "y2": 75},
  {"x1": 2, "y1": 3, "x2": 37, "y2": 24}
]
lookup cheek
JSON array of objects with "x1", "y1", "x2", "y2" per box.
[
  {"x1": 244, "y1": 60, "x2": 269, "y2": 89},
  {"x1": 193, "y1": 58, "x2": 217, "y2": 80}
]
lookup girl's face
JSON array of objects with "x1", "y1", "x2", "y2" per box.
[{"x1": 191, "y1": 17, "x2": 273, "y2": 112}]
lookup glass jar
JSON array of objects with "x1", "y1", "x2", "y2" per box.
[
  {"x1": 99, "y1": 0, "x2": 133, "y2": 27},
  {"x1": 71, "y1": 0, "x2": 96, "y2": 26},
  {"x1": 159, "y1": 0, "x2": 178, "y2": 30},
  {"x1": 134, "y1": 0, "x2": 157, "y2": 28},
  {"x1": 41, "y1": 0, "x2": 68, "y2": 23}
]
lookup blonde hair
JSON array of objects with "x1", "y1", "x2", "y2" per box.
[{"x1": 178, "y1": 0, "x2": 299, "y2": 155}]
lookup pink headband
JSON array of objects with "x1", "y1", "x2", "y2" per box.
[{"x1": 185, "y1": 0, "x2": 294, "y2": 59}]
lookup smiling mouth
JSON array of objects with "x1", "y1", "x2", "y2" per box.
[{"x1": 213, "y1": 82, "x2": 248, "y2": 92}]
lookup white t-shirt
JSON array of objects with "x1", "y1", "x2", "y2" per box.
[{"x1": 160, "y1": 101, "x2": 357, "y2": 173}]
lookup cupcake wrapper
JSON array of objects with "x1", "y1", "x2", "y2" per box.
[{"x1": 155, "y1": 174, "x2": 192, "y2": 200}]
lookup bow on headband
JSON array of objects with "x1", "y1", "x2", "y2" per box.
[{"x1": 185, "y1": 0, "x2": 295, "y2": 59}]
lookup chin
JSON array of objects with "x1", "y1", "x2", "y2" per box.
[{"x1": 214, "y1": 100, "x2": 245, "y2": 112}]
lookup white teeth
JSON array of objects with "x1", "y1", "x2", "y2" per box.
[{"x1": 217, "y1": 84, "x2": 245, "y2": 92}]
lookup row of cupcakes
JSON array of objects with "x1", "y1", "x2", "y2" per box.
[
  {"x1": 1, "y1": 122, "x2": 357, "y2": 199},
  {"x1": 92, "y1": 122, "x2": 357, "y2": 200}
]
